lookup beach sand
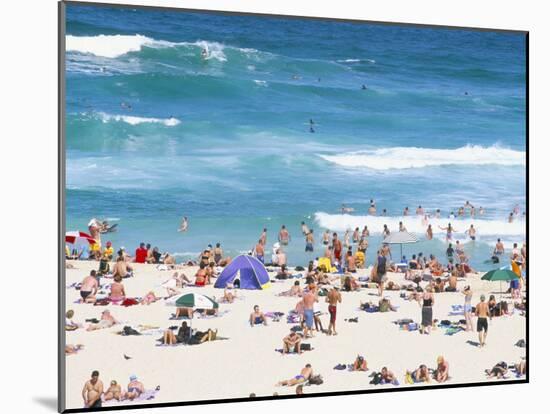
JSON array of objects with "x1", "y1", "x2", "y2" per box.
[{"x1": 64, "y1": 261, "x2": 526, "y2": 409}]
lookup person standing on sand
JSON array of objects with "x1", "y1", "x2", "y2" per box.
[
  {"x1": 326, "y1": 286, "x2": 342, "y2": 335},
  {"x1": 463, "y1": 285, "x2": 474, "y2": 331},
  {"x1": 82, "y1": 370, "x2": 103, "y2": 409},
  {"x1": 420, "y1": 286, "x2": 434, "y2": 335},
  {"x1": 303, "y1": 288, "x2": 317, "y2": 338},
  {"x1": 254, "y1": 239, "x2": 265, "y2": 263},
  {"x1": 279, "y1": 225, "x2": 291, "y2": 245},
  {"x1": 475, "y1": 294, "x2": 489, "y2": 347}
]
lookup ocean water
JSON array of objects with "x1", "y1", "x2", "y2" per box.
[{"x1": 64, "y1": 5, "x2": 527, "y2": 270}]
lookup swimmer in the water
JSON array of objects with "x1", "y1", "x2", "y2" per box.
[
  {"x1": 310, "y1": 119, "x2": 315, "y2": 126},
  {"x1": 178, "y1": 217, "x2": 188, "y2": 232},
  {"x1": 121, "y1": 102, "x2": 132, "y2": 110},
  {"x1": 201, "y1": 48, "x2": 208, "y2": 59},
  {"x1": 341, "y1": 204, "x2": 354, "y2": 214},
  {"x1": 310, "y1": 126, "x2": 315, "y2": 133},
  {"x1": 361, "y1": 84, "x2": 367, "y2": 90}
]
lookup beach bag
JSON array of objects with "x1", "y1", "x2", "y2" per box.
[
  {"x1": 408, "y1": 323, "x2": 418, "y2": 331},
  {"x1": 405, "y1": 372, "x2": 414, "y2": 385},
  {"x1": 308, "y1": 375, "x2": 323, "y2": 385},
  {"x1": 122, "y1": 326, "x2": 141, "y2": 336},
  {"x1": 370, "y1": 372, "x2": 383, "y2": 385},
  {"x1": 300, "y1": 343, "x2": 312, "y2": 351}
]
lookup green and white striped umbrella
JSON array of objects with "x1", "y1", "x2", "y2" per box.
[{"x1": 174, "y1": 293, "x2": 219, "y2": 310}]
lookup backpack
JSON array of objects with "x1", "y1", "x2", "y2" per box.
[
  {"x1": 308, "y1": 374, "x2": 323, "y2": 385},
  {"x1": 370, "y1": 372, "x2": 383, "y2": 385}
]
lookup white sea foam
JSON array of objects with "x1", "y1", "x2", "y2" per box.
[
  {"x1": 314, "y1": 212, "x2": 526, "y2": 237},
  {"x1": 253, "y1": 80, "x2": 267, "y2": 86},
  {"x1": 318, "y1": 145, "x2": 525, "y2": 170},
  {"x1": 66, "y1": 34, "x2": 169, "y2": 58},
  {"x1": 336, "y1": 58, "x2": 375, "y2": 63},
  {"x1": 96, "y1": 112, "x2": 180, "y2": 126}
]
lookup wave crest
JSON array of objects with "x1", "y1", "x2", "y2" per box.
[
  {"x1": 96, "y1": 112, "x2": 180, "y2": 126},
  {"x1": 314, "y1": 212, "x2": 526, "y2": 237},
  {"x1": 318, "y1": 145, "x2": 525, "y2": 170}
]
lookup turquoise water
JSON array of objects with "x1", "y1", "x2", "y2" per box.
[{"x1": 65, "y1": 5, "x2": 526, "y2": 270}]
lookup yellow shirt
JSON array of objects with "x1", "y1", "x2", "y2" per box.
[
  {"x1": 104, "y1": 246, "x2": 114, "y2": 257},
  {"x1": 511, "y1": 261, "x2": 521, "y2": 277}
]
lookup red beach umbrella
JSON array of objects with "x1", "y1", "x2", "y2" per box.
[{"x1": 65, "y1": 231, "x2": 97, "y2": 245}]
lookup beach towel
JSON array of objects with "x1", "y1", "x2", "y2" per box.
[
  {"x1": 275, "y1": 346, "x2": 314, "y2": 354},
  {"x1": 101, "y1": 389, "x2": 159, "y2": 406},
  {"x1": 121, "y1": 298, "x2": 140, "y2": 307}
]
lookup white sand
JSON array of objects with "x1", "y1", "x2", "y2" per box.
[{"x1": 64, "y1": 261, "x2": 526, "y2": 409}]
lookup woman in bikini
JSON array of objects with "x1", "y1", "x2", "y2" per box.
[{"x1": 109, "y1": 275, "x2": 126, "y2": 303}]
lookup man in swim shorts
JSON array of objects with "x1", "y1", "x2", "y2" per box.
[
  {"x1": 332, "y1": 233, "x2": 342, "y2": 262},
  {"x1": 327, "y1": 287, "x2": 342, "y2": 335},
  {"x1": 249, "y1": 305, "x2": 267, "y2": 327},
  {"x1": 302, "y1": 290, "x2": 317, "y2": 338},
  {"x1": 82, "y1": 370, "x2": 103, "y2": 408},
  {"x1": 475, "y1": 294, "x2": 489, "y2": 347},
  {"x1": 278, "y1": 225, "x2": 291, "y2": 245},
  {"x1": 80, "y1": 270, "x2": 99, "y2": 303},
  {"x1": 305, "y1": 230, "x2": 314, "y2": 252},
  {"x1": 278, "y1": 364, "x2": 313, "y2": 386}
]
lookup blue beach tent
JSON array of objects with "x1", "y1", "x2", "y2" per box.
[{"x1": 214, "y1": 255, "x2": 271, "y2": 290}]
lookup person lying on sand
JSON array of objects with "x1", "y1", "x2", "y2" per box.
[
  {"x1": 222, "y1": 284, "x2": 236, "y2": 303},
  {"x1": 485, "y1": 362, "x2": 508, "y2": 379},
  {"x1": 80, "y1": 270, "x2": 99, "y2": 304},
  {"x1": 380, "y1": 367, "x2": 397, "y2": 384},
  {"x1": 87, "y1": 309, "x2": 118, "y2": 331},
  {"x1": 283, "y1": 331, "x2": 302, "y2": 354},
  {"x1": 288, "y1": 280, "x2": 303, "y2": 297},
  {"x1": 408, "y1": 365, "x2": 431, "y2": 383},
  {"x1": 126, "y1": 375, "x2": 144, "y2": 400},
  {"x1": 109, "y1": 275, "x2": 126, "y2": 302},
  {"x1": 140, "y1": 291, "x2": 159, "y2": 305},
  {"x1": 82, "y1": 370, "x2": 103, "y2": 409},
  {"x1": 161, "y1": 321, "x2": 191, "y2": 345},
  {"x1": 175, "y1": 306, "x2": 194, "y2": 319},
  {"x1": 277, "y1": 364, "x2": 313, "y2": 386},
  {"x1": 276, "y1": 264, "x2": 291, "y2": 280},
  {"x1": 435, "y1": 356, "x2": 449, "y2": 382},
  {"x1": 250, "y1": 305, "x2": 268, "y2": 327},
  {"x1": 342, "y1": 275, "x2": 360, "y2": 292},
  {"x1": 104, "y1": 380, "x2": 123, "y2": 401},
  {"x1": 65, "y1": 310, "x2": 82, "y2": 331},
  {"x1": 352, "y1": 355, "x2": 368, "y2": 371},
  {"x1": 65, "y1": 344, "x2": 84, "y2": 355},
  {"x1": 378, "y1": 297, "x2": 397, "y2": 312}
]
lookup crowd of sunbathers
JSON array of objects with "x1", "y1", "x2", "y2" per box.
[{"x1": 67, "y1": 213, "x2": 526, "y2": 406}]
